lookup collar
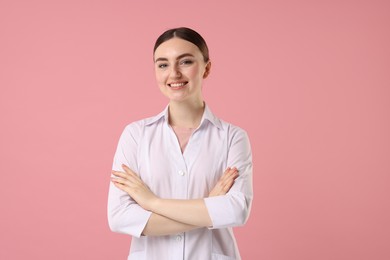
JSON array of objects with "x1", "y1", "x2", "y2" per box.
[{"x1": 144, "y1": 103, "x2": 222, "y2": 129}]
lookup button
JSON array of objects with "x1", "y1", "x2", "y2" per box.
[
  {"x1": 176, "y1": 235, "x2": 182, "y2": 241},
  {"x1": 178, "y1": 170, "x2": 185, "y2": 176}
]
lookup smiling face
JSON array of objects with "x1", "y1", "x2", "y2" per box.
[{"x1": 154, "y1": 37, "x2": 211, "y2": 103}]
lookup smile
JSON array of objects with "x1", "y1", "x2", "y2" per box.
[{"x1": 168, "y1": 82, "x2": 188, "y2": 88}]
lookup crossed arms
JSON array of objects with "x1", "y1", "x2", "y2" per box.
[{"x1": 110, "y1": 165, "x2": 239, "y2": 236}]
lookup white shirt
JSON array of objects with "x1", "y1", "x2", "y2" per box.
[{"x1": 108, "y1": 104, "x2": 253, "y2": 260}]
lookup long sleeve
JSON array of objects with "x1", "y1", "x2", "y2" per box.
[
  {"x1": 107, "y1": 105, "x2": 251, "y2": 259},
  {"x1": 204, "y1": 126, "x2": 253, "y2": 229},
  {"x1": 107, "y1": 123, "x2": 152, "y2": 238}
]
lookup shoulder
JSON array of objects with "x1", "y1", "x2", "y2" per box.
[
  {"x1": 122, "y1": 117, "x2": 151, "y2": 137},
  {"x1": 121, "y1": 110, "x2": 165, "y2": 140},
  {"x1": 204, "y1": 105, "x2": 248, "y2": 137},
  {"x1": 118, "y1": 116, "x2": 154, "y2": 144},
  {"x1": 218, "y1": 118, "x2": 249, "y2": 139},
  {"x1": 123, "y1": 117, "x2": 147, "y2": 132}
]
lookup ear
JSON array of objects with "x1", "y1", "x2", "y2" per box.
[{"x1": 203, "y1": 61, "x2": 211, "y2": 79}]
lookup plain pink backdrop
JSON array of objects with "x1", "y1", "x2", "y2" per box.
[{"x1": 1, "y1": 0, "x2": 389, "y2": 259}]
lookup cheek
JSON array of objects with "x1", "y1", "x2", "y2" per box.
[{"x1": 187, "y1": 66, "x2": 202, "y2": 79}]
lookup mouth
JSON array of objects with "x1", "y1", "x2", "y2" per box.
[{"x1": 168, "y1": 81, "x2": 188, "y2": 89}]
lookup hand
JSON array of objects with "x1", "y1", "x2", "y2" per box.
[
  {"x1": 111, "y1": 164, "x2": 158, "y2": 211},
  {"x1": 209, "y1": 167, "x2": 239, "y2": 197}
]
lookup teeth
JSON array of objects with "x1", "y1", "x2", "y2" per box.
[{"x1": 169, "y1": 82, "x2": 186, "y2": 87}]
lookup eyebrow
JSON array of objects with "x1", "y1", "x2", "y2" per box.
[{"x1": 155, "y1": 53, "x2": 195, "y2": 63}]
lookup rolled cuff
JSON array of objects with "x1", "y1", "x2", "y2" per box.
[
  {"x1": 204, "y1": 195, "x2": 236, "y2": 229},
  {"x1": 108, "y1": 204, "x2": 152, "y2": 238}
]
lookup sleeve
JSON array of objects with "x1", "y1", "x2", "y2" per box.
[
  {"x1": 107, "y1": 123, "x2": 152, "y2": 238},
  {"x1": 204, "y1": 126, "x2": 253, "y2": 229}
]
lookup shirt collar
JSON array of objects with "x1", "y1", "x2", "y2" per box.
[
  {"x1": 144, "y1": 103, "x2": 222, "y2": 129},
  {"x1": 201, "y1": 104, "x2": 222, "y2": 129}
]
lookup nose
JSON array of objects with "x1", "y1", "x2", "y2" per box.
[{"x1": 170, "y1": 65, "x2": 182, "y2": 78}]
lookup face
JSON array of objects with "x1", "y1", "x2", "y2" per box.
[{"x1": 154, "y1": 37, "x2": 211, "y2": 103}]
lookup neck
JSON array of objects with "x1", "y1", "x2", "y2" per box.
[{"x1": 168, "y1": 99, "x2": 205, "y2": 128}]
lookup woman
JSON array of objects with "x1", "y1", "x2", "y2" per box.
[{"x1": 108, "y1": 27, "x2": 253, "y2": 260}]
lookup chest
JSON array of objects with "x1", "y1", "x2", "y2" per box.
[{"x1": 136, "y1": 124, "x2": 228, "y2": 199}]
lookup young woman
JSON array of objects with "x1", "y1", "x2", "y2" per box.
[{"x1": 108, "y1": 27, "x2": 253, "y2": 260}]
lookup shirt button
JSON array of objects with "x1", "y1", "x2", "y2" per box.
[
  {"x1": 178, "y1": 170, "x2": 185, "y2": 176},
  {"x1": 176, "y1": 235, "x2": 182, "y2": 241}
]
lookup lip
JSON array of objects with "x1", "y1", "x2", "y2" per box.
[{"x1": 167, "y1": 81, "x2": 188, "y2": 89}]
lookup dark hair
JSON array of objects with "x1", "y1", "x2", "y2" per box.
[{"x1": 153, "y1": 27, "x2": 210, "y2": 62}]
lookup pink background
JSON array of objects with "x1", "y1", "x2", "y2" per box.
[{"x1": 1, "y1": 0, "x2": 389, "y2": 259}]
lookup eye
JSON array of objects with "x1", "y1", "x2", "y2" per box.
[
  {"x1": 179, "y1": 59, "x2": 194, "y2": 66},
  {"x1": 157, "y1": 63, "x2": 168, "y2": 69}
]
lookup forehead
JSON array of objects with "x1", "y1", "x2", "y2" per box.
[{"x1": 154, "y1": 38, "x2": 203, "y2": 60}]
